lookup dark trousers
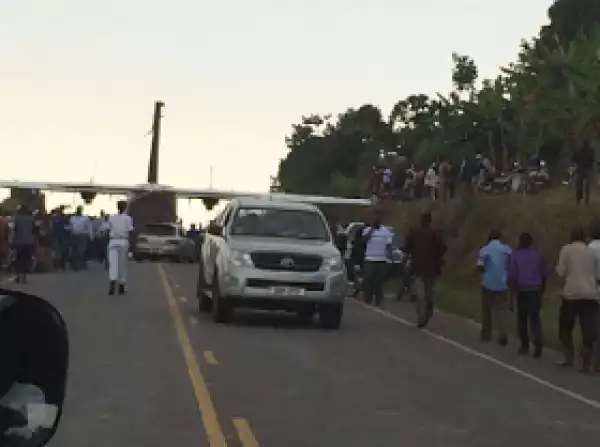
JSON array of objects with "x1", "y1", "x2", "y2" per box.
[
  {"x1": 559, "y1": 299, "x2": 598, "y2": 366},
  {"x1": 481, "y1": 287, "x2": 509, "y2": 342},
  {"x1": 413, "y1": 275, "x2": 436, "y2": 326},
  {"x1": 575, "y1": 172, "x2": 591, "y2": 204},
  {"x1": 71, "y1": 234, "x2": 88, "y2": 271},
  {"x1": 516, "y1": 290, "x2": 543, "y2": 349},
  {"x1": 53, "y1": 236, "x2": 70, "y2": 270},
  {"x1": 14, "y1": 244, "x2": 33, "y2": 276},
  {"x1": 362, "y1": 261, "x2": 388, "y2": 306}
]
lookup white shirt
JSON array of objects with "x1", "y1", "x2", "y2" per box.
[
  {"x1": 425, "y1": 168, "x2": 438, "y2": 187},
  {"x1": 362, "y1": 225, "x2": 393, "y2": 262},
  {"x1": 109, "y1": 213, "x2": 133, "y2": 240},
  {"x1": 382, "y1": 168, "x2": 392, "y2": 184},
  {"x1": 70, "y1": 215, "x2": 91, "y2": 236}
]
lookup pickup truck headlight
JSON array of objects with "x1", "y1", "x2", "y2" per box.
[
  {"x1": 228, "y1": 250, "x2": 254, "y2": 268},
  {"x1": 322, "y1": 255, "x2": 344, "y2": 272}
]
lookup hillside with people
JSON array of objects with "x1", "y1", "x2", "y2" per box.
[{"x1": 272, "y1": 0, "x2": 600, "y2": 351}]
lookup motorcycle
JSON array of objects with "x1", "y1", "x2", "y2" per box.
[
  {"x1": 0, "y1": 290, "x2": 69, "y2": 446},
  {"x1": 524, "y1": 169, "x2": 550, "y2": 195},
  {"x1": 478, "y1": 173, "x2": 511, "y2": 194}
]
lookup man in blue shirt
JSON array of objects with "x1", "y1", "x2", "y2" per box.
[
  {"x1": 361, "y1": 211, "x2": 393, "y2": 307},
  {"x1": 477, "y1": 230, "x2": 512, "y2": 346}
]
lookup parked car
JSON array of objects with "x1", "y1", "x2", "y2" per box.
[
  {"x1": 133, "y1": 222, "x2": 197, "y2": 263},
  {"x1": 196, "y1": 197, "x2": 347, "y2": 328}
]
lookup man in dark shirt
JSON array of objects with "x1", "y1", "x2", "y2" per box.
[
  {"x1": 51, "y1": 207, "x2": 70, "y2": 271},
  {"x1": 573, "y1": 139, "x2": 595, "y2": 204},
  {"x1": 186, "y1": 224, "x2": 202, "y2": 261},
  {"x1": 404, "y1": 212, "x2": 447, "y2": 328},
  {"x1": 508, "y1": 232, "x2": 547, "y2": 358}
]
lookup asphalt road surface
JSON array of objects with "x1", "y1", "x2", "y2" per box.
[{"x1": 9, "y1": 262, "x2": 600, "y2": 447}]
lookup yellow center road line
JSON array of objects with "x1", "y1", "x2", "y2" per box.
[
  {"x1": 232, "y1": 418, "x2": 260, "y2": 447},
  {"x1": 204, "y1": 350, "x2": 218, "y2": 365},
  {"x1": 157, "y1": 264, "x2": 228, "y2": 446}
]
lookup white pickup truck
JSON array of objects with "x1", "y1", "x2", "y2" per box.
[{"x1": 196, "y1": 197, "x2": 347, "y2": 328}]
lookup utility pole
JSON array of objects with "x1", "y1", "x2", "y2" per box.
[
  {"x1": 147, "y1": 101, "x2": 165, "y2": 184},
  {"x1": 209, "y1": 166, "x2": 214, "y2": 188}
]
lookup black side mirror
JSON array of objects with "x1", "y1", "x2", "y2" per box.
[{"x1": 0, "y1": 290, "x2": 69, "y2": 447}]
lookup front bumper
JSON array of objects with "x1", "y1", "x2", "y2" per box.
[
  {"x1": 221, "y1": 264, "x2": 347, "y2": 305},
  {"x1": 135, "y1": 243, "x2": 180, "y2": 256}
]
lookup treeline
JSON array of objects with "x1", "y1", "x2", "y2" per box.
[{"x1": 273, "y1": 0, "x2": 600, "y2": 198}]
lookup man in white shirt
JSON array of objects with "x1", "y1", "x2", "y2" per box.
[
  {"x1": 361, "y1": 211, "x2": 393, "y2": 306},
  {"x1": 588, "y1": 223, "x2": 600, "y2": 372},
  {"x1": 107, "y1": 201, "x2": 134, "y2": 295},
  {"x1": 69, "y1": 206, "x2": 92, "y2": 271},
  {"x1": 557, "y1": 226, "x2": 599, "y2": 372}
]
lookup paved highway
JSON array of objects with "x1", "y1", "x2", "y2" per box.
[{"x1": 10, "y1": 262, "x2": 600, "y2": 447}]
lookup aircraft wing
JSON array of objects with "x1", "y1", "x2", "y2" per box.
[
  {"x1": 169, "y1": 187, "x2": 372, "y2": 205},
  {"x1": 0, "y1": 180, "x2": 147, "y2": 196},
  {"x1": 0, "y1": 180, "x2": 373, "y2": 206}
]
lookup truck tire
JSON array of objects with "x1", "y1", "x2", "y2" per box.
[
  {"x1": 211, "y1": 271, "x2": 232, "y2": 323},
  {"x1": 196, "y1": 259, "x2": 212, "y2": 312}
]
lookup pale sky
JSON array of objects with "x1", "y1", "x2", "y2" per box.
[{"x1": 1, "y1": 0, "x2": 552, "y2": 224}]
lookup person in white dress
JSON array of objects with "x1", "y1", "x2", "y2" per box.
[{"x1": 107, "y1": 201, "x2": 134, "y2": 295}]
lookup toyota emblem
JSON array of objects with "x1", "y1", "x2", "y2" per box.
[{"x1": 280, "y1": 257, "x2": 295, "y2": 268}]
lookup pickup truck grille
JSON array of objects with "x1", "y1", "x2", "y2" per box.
[
  {"x1": 246, "y1": 279, "x2": 325, "y2": 291},
  {"x1": 250, "y1": 252, "x2": 322, "y2": 272}
]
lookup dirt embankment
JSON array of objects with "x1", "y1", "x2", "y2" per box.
[{"x1": 383, "y1": 187, "x2": 600, "y2": 346}]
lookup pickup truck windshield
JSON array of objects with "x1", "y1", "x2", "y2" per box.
[{"x1": 230, "y1": 207, "x2": 330, "y2": 241}]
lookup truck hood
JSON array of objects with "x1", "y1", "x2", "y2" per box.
[{"x1": 228, "y1": 236, "x2": 339, "y2": 257}]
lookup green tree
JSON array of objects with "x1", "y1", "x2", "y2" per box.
[{"x1": 276, "y1": 2, "x2": 600, "y2": 196}]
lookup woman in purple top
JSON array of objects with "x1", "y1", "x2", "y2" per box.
[{"x1": 508, "y1": 232, "x2": 547, "y2": 358}]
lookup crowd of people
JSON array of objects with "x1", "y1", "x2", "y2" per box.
[
  {"x1": 341, "y1": 209, "x2": 600, "y2": 375},
  {"x1": 0, "y1": 205, "x2": 112, "y2": 284},
  {"x1": 0, "y1": 201, "x2": 205, "y2": 295},
  {"x1": 368, "y1": 148, "x2": 594, "y2": 203},
  {"x1": 475, "y1": 224, "x2": 600, "y2": 373}
]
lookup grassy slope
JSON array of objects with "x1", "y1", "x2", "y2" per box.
[{"x1": 385, "y1": 186, "x2": 600, "y2": 348}]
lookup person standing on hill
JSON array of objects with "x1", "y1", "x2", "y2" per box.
[
  {"x1": 459, "y1": 155, "x2": 478, "y2": 196},
  {"x1": 588, "y1": 224, "x2": 600, "y2": 372},
  {"x1": 438, "y1": 158, "x2": 452, "y2": 201},
  {"x1": 477, "y1": 230, "x2": 512, "y2": 346},
  {"x1": 556, "y1": 226, "x2": 600, "y2": 373},
  {"x1": 573, "y1": 138, "x2": 595, "y2": 204},
  {"x1": 404, "y1": 212, "x2": 447, "y2": 328},
  {"x1": 508, "y1": 232, "x2": 547, "y2": 358}
]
